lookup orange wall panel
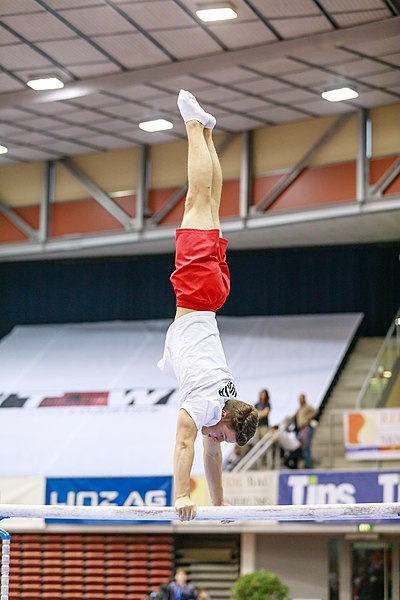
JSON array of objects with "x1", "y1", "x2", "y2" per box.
[
  {"x1": 253, "y1": 174, "x2": 283, "y2": 206},
  {"x1": 0, "y1": 155, "x2": 398, "y2": 244},
  {"x1": 0, "y1": 214, "x2": 29, "y2": 243},
  {"x1": 148, "y1": 188, "x2": 185, "y2": 226},
  {"x1": 269, "y1": 162, "x2": 356, "y2": 212},
  {"x1": 369, "y1": 156, "x2": 400, "y2": 195},
  {"x1": 15, "y1": 206, "x2": 40, "y2": 229},
  {"x1": 253, "y1": 162, "x2": 356, "y2": 213},
  {"x1": 51, "y1": 196, "x2": 135, "y2": 237},
  {"x1": 219, "y1": 180, "x2": 240, "y2": 217},
  {"x1": 148, "y1": 181, "x2": 239, "y2": 226},
  {"x1": 0, "y1": 206, "x2": 39, "y2": 243}
]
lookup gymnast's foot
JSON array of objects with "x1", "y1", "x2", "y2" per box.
[{"x1": 177, "y1": 89, "x2": 216, "y2": 129}]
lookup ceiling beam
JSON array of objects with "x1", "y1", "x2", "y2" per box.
[
  {"x1": 59, "y1": 159, "x2": 134, "y2": 231},
  {"x1": 370, "y1": 155, "x2": 400, "y2": 197},
  {"x1": 0, "y1": 17, "x2": 399, "y2": 110},
  {"x1": 39, "y1": 160, "x2": 55, "y2": 243},
  {"x1": 254, "y1": 113, "x2": 352, "y2": 212},
  {"x1": 0, "y1": 200, "x2": 39, "y2": 242}
]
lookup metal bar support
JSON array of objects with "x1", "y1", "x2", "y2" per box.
[
  {"x1": 370, "y1": 155, "x2": 400, "y2": 198},
  {"x1": 0, "y1": 200, "x2": 38, "y2": 242},
  {"x1": 239, "y1": 130, "x2": 253, "y2": 219},
  {"x1": 255, "y1": 113, "x2": 352, "y2": 212},
  {"x1": 136, "y1": 145, "x2": 150, "y2": 230},
  {"x1": 0, "y1": 529, "x2": 10, "y2": 600},
  {"x1": 356, "y1": 108, "x2": 371, "y2": 202},
  {"x1": 59, "y1": 158, "x2": 133, "y2": 230},
  {"x1": 151, "y1": 133, "x2": 238, "y2": 225},
  {"x1": 39, "y1": 160, "x2": 55, "y2": 243}
]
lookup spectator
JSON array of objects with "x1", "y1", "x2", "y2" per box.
[
  {"x1": 255, "y1": 389, "x2": 271, "y2": 440},
  {"x1": 271, "y1": 422, "x2": 302, "y2": 469},
  {"x1": 225, "y1": 389, "x2": 271, "y2": 470},
  {"x1": 162, "y1": 569, "x2": 198, "y2": 600},
  {"x1": 198, "y1": 589, "x2": 212, "y2": 600},
  {"x1": 289, "y1": 393, "x2": 318, "y2": 469}
]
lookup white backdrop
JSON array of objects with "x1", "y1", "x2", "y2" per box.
[{"x1": 0, "y1": 314, "x2": 362, "y2": 476}]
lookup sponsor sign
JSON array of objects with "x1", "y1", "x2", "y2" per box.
[
  {"x1": 45, "y1": 476, "x2": 172, "y2": 524},
  {"x1": 344, "y1": 409, "x2": 400, "y2": 460},
  {"x1": 279, "y1": 470, "x2": 400, "y2": 509}
]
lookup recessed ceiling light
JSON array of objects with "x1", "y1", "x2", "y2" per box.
[
  {"x1": 0, "y1": 145, "x2": 8, "y2": 155},
  {"x1": 321, "y1": 87, "x2": 359, "y2": 102},
  {"x1": 26, "y1": 77, "x2": 64, "y2": 91},
  {"x1": 196, "y1": 2, "x2": 237, "y2": 22},
  {"x1": 138, "y1": 119, "x2": 174, "y2": 132}
]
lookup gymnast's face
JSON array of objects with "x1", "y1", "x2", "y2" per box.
[{"x1": 201, "y1": 410, "x2": 236, "y2": 444}]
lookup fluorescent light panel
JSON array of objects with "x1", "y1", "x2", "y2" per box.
[
  {"x1": 139, "y1": 119, "x2": 173, "y2": 132},
  {"x1": 321, "y1": 87, "x2": 358, "y2": 102},
  {"x1": 27, "y1": 77, "x2": 64, "y2": 91},
  {"x1": 196, "y1": 2, "x2": 237, "y2": 22},
  {"x1": 0, "y1": 145, "x2": 8, "y2": 155}
]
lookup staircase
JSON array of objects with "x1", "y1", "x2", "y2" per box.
[{"x1": 313, "y1": 337, "x2": 390, "y2": 470}]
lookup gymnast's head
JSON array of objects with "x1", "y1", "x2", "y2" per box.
[{"x1": 201, "y1": 400, "x2": 259, "y2": 445}]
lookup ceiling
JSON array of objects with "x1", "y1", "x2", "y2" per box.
[{"x1": 1, "y1": 0, "x2": 400, "y2": 165}]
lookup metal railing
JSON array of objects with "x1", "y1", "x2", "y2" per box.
[
  {"x1": 356, "y1": 308, "x2": 400, "y2": 408},
  {"x1": 229, "y1": 430, "x2": 280, "y2": 472}
]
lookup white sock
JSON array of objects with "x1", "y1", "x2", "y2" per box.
[{"x1": 177, "y1": 89, "x2": 216, "y2": 129}]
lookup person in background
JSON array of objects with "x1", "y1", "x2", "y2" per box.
[
  {"x1": 162, "y1": 569, "x2": 198, "y2": 600},
  {"x1": 271, "y1": 421, "x2": 302, "y2": 469},
  {"x1": 226, "y1": 388, "x2": 272, "y2": 469},
  {"x1": 255, "y1": 388, "x2": 271, "y2": 440},
  {"x1": 198, "y1": 589, "x2": 212, "y2": 600},
  {"x1": 289, "y1": 393, "x2": 318, "y2": 469}
]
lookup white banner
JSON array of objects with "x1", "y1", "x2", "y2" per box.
[
  {"x1": 0, "y1": 477, "x2": 45, "y2": 530},
  {"x1": 343, "y1": 408, "x2": 400, "y2": 460},
  {"x1": 344, "y1": 408, "x2": 400, "y2": 460},
  {"x1": 0, "y1": 314, "x2": 362, "y2": 477},
  {"x1": 222, "y1": 471, "x2": 278, "y2": 506}
]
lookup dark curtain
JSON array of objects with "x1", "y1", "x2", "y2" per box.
[{"x1": 0, "y1": 242, "x2": 398, "y2": 339}]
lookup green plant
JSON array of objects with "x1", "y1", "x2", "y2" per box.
[{"x1": 231, "y1": 570, "x2": 290, "y2": 600}]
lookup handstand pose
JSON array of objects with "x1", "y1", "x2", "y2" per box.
[{"x1": 158, "y1": 90, "x2": 258, "y2": 521}]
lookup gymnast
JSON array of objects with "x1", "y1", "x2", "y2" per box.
[{"x1": 158, "y1": 90, "x2": 258, "y2": 522}]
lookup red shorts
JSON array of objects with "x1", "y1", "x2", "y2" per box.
[{"x1": 170, "y1": 228, "x2": 230, "y2": 312}]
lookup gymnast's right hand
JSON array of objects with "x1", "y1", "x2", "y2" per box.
[{"x1": 175, "y1": 495, "x2": 197, "y2": 521}]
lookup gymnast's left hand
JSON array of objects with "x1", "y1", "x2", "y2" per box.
[{"x1": 175, "y1": 495, "x2": 197, "y2": 521}]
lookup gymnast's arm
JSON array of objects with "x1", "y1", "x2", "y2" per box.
[
  {"x1": 203, "y1": 435, "x2": 224, "y2": 506},
  {"x1": 174, "y1": 408, "x2": 198, "y2": 521}
]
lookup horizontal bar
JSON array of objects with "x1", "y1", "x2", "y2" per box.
[{"x1": 0, "y1": 503, "x2": 398, "y2": 522}]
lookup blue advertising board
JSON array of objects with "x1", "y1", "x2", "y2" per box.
[
  {"x1": 279, "y1": 470, "x2": 400, "y2": 521},
  {"x1": 45, "y1": 476, "x2": 173, "y2": 524}
]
